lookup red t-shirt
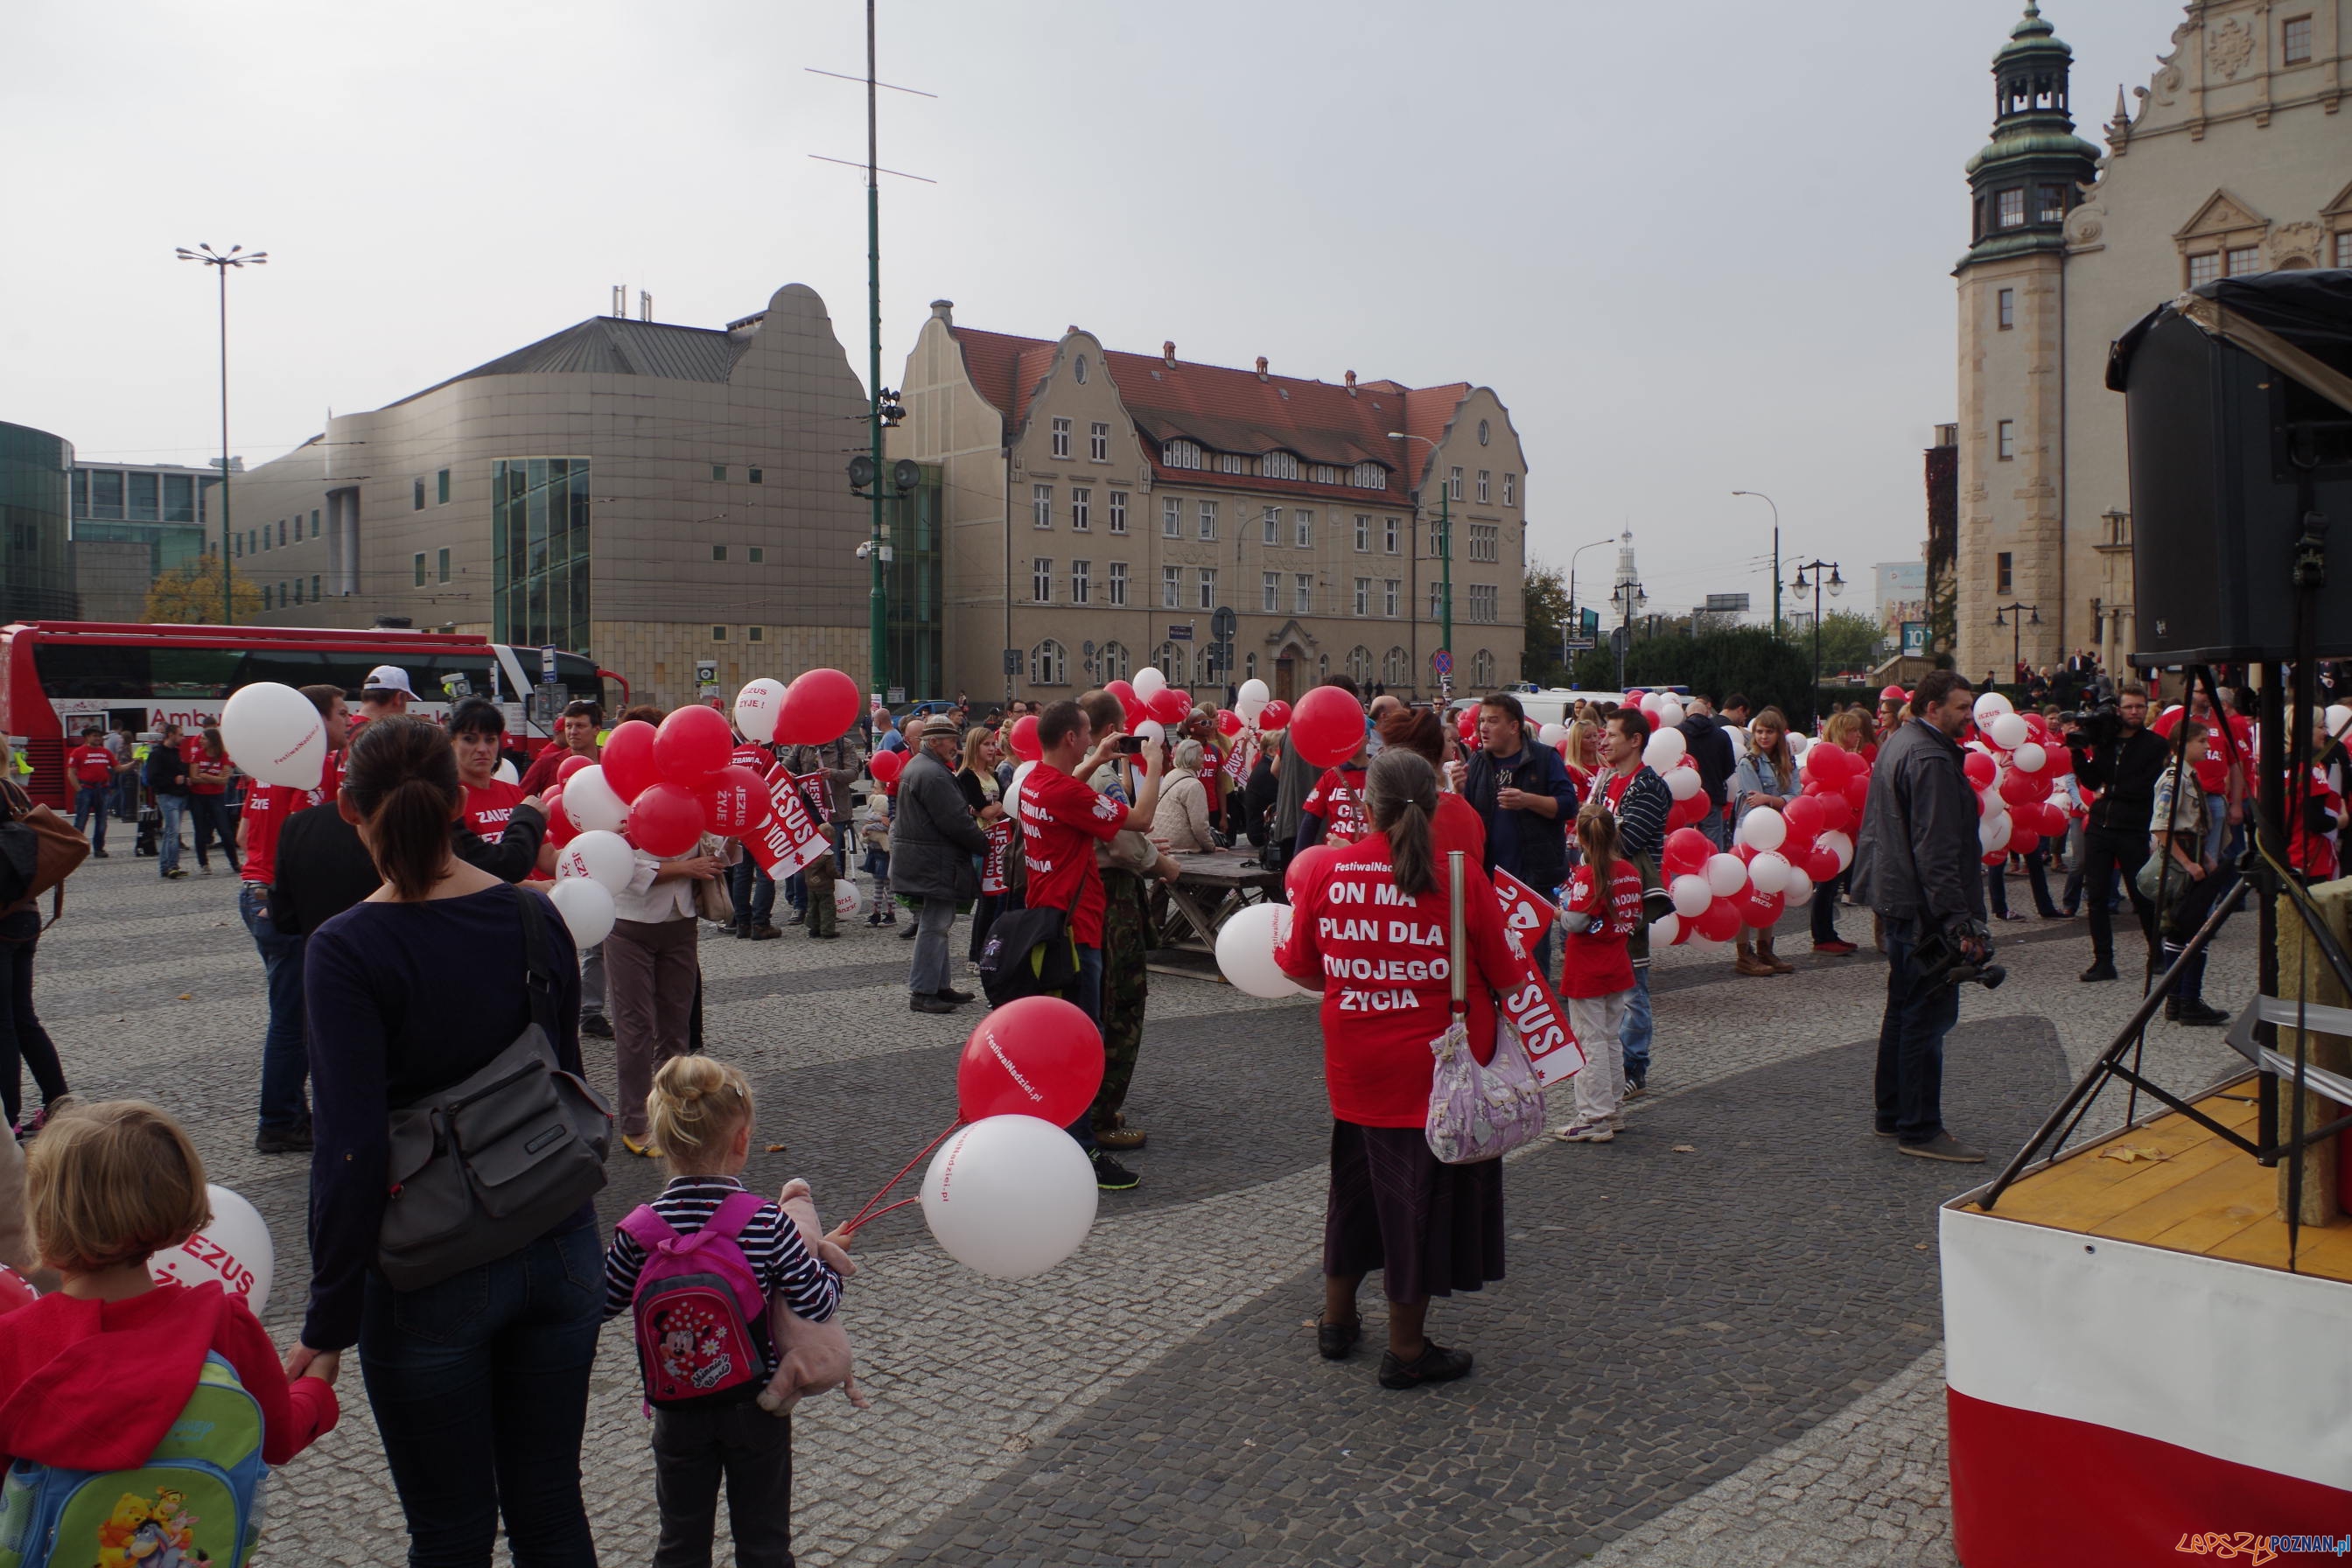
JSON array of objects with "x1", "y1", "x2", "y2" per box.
[
  {"x1": 2291, "y1": 763, "x2": 2343, "y2": 879},
  {"x1": 240, "y1": 780, "x2": 326, "y2": 885},
  {"x1": 1018, "y1": 765, "x2": 1130, "y2": 947},
  {"x1": 1303, "y1": 766, "x2": 1369, "y2": 843},
  {"x1": 66, "y1": 746, "x2": 114, "y2": 787},
  {"x1": 184, "y1": 739, "x2": 228, "y2": 795},
  {"x1": 1434, "y1": 790, "x2": 1488, "y2": 866},
  {"x1": 1275, "y1": 832, "x2": 1522, "y2": 1128},
  {"x1": 517, "y1": 743, "x2": 590, "y2": 799},
  {"x1": 463, "y1": 779, "x2": 527, "y2": 843},
  {"x1": 1558, "y1": 858, "x2": 1644, "y2": 998}
]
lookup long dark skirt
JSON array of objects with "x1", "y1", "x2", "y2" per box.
[{"x1": 1323, "y1": 1120, "x2": 1505, "y2": 1305}]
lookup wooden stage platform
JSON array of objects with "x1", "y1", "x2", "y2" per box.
[{"x1": 1975, "y1": 1073, "x2": 2352, "y2": 1283}]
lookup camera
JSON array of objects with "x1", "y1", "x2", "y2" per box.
[
  {"x1": 1116, "y1": 735, "x2": 1144, "y2": 755},
  {"x1": 1913, "y1": 921, "x2": 2006, "y2": 990},
  {"x1": 2065, "y1": 693, "x2": 2124, "y2": 751}
]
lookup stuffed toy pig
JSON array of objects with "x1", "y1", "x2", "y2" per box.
[{"x1": 758, "y1": 1179, "x2": 870, "y2": 1414}]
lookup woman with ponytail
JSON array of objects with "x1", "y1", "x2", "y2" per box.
[
  {"x1": 292, "y1": 717, "x2": 602, "y2": 1565},
  {"x1": 1274, "y1": 749, "x2": 1523, "y2": 1392}
]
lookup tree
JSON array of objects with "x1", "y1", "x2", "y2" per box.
[
  {"x1": 1573, "y1": 626, "x2": 1816, "y2": 718},
  {"x1": 1800, "y1": 611, "x2": 1886, "y2": 677},
  {"x1": 146, "y1": 559, "x2": 260, "y2": 625},
  {"x1": 1522, "y1": 561, "x2": 1572, "y2": 688}
]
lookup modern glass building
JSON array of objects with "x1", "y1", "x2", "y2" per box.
[
  {"x1": 70, "y1": 460, "x2": 215, "y2": 577},
  {"x1": 0, "y1": 423, "x2": 74, "y2": 622}
]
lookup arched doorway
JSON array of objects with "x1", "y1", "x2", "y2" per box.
[{"x1": 1273, "y1": 642, "x2": 1306, "y2": 701}]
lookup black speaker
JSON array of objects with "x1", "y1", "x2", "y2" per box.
[{"x1": 2113, "y1": 275, "x2": 2352, "y2": 664}]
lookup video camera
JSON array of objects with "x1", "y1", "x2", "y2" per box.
[
  {"x1": 2064, "y1": 692, "x2": 2124, "y2": 751},
  {"x1": 1912, "y1": 920, "x2": 2006, "y2": 990}
]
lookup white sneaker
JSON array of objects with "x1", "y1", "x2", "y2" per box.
[{"x1": 1554, "y1": 1122, "x2": 1615, "y2": 1143}]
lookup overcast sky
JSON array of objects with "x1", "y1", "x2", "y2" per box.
[{"x1": 10, "y1": 0, "x2": 2177, "y2": 624}]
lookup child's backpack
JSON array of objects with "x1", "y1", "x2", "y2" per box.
[
  {"x1": 0, "y1": 1351, "x2": 268, "y2": 1568},
  {"x1": 618, "y1": 1191, "x2": 768, "y2": 1409}
]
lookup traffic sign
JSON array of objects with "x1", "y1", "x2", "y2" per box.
[
  {"x1": 1432, "y1": 648, "x2": 1453, "y2": 676},
  {"x1": 1564, "y1": 640, "x2": 1596, "y2": 652},
  {"x1": 1003, "y1": 648, "x2": 1020, "y2": 676},
  {"x1": 1210, "y1": 606, "x2": 1237, "y2": 641},
  {"x1": 539, "y1": 643, "x2": 558, "y2": 682},
  {"x1": 695, "y1": 661, "x2": 718, "y2": 686}
]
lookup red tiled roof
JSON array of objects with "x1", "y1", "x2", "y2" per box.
[{"x1": 944, "y1": 324, "x2": 1473, "y2": 502}]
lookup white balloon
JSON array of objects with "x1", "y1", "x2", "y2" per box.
[
  {"x1": 1133, "y1": 719, "x2": 1166, "y2": 747},
  {"x1": 1237, "y1": 678, "x2": 1270, "y2": 709},
  {"x1": 1011, "y1": 760, "x2": 1038, "y2": 800},
  {"x1": 1736, "y1": 807, "x2": 1787, "y2": 852},
  {"x1": 734, "y1": 677, "x2": 788, "y2": 744},
  {"x1": 1988, "y1": 712, "x2": 2030, "y2": 751},
  {"x1": 1643, "y1": 728, "x2": 1688, "y2": 772},
  {"x1": 1818, "y1": 829, "x2": 1855, "y2": 872},
  {"x1": 1654, "y1": 698, "x2": 1685, "y2": 730},
  {"x1": 920, "y1": 1115, "x2": 1099, "y2": 1280},
  {"x1": 1979, "y1": 785, "x2": 2007, "y2": 822},
  {"x1": 1747, "y1": 850, "x2": 1792, "y2": 895},
  {"x1": 152, "y1": 1184, "x2": 274, "y2": 1317},
  {"x1": 1662, "y1": 765, "x2": 1700, "y2": 802},
  {"x1": 2010, "y1": 741, "x2": 2048, "y2": 774},
  {"x1": 1788, "y1": 733, "x2": 1810, "y2": 758},
  {"x1": 554, "y1": 829, "x2": 634, "y2": 895},
  {"x1": 1215, "y1": 901, "x2": 1301, "y2": 998},
  {"x1": 1669, "y1": 873, "x2": 1713, "y2": 919},
  {"x1": 1980, "y1": 815, "x2": 2012, "y2": 855},
  {"x1": 547, "y1": 877, "x2": 617, "y2": 948},
  {"x1": 1648, "y1": 912, "x2": 1682, "y2": 948},
  {"x1": 1133, "y1": 666, "x2": 1167, "y2": 700},
  {"x1": 1236, "y1": 697, "x2": 1267, "y2": 724},
  {"x1": 2328, "y1": 704, "x2": 2352, "y2": 742},
  {"x1": 494, "y1": 760, "x2": 520, "y2": 786},
  {"x1": 1537, "y1": 723, "x2": 1570, "y2": 747},
  {"x1": 835, "y1": 879, "x2": 868, "y2": 918},
  {"x1": 220, "y1": 682, "x2": 326, "y2": 789},
  {"x1": 1704, "y1": 852, "x2": 1748, "y2": 899},
  {"x1": 1640, "y1": 693, "x2": 1663, "y2": 715},
  {"x1": 1782, "y1": 866, "x2": 1816, "y2": 907},
  {"x1": 562, "y1": 764, "x2": 628, "y2": 833},
  {"x1": 1973, "y1": 691, "x2": 2014, "y2": 724}
]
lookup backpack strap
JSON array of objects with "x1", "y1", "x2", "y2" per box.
[
  {"x1": 615, "y1": 1203, "x2": 677, "y2": 1250},
  {"x1": 698, "y1": 1189, "x2": 768, "y2": 1242},
  {"x1": 512, "y1": 884, "x2": 558, "y2": 1037}
]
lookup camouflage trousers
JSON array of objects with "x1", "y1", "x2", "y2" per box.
[
  {"x1": 1091, "y1": 868, "x2": 1150, "y2": 1130},
  {"x1": 803, "y1": 850, "x2": 838, "y2": 937}
]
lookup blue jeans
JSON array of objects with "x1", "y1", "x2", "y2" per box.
[
  {"x1": 71, "y1": 786, "x2": 108, "y2": 851},
  {"x1": 188, "y1": 793, "x2": 238, "y2": 870},
  {"x1": 1620, "y1": 967, "x2": 1653, "y2": 1087},
  {"x1": 1063, "y1": 943, "x2": 1104, "y2": 1154},
  {"x1": 359, "y1": 1219, "x2": 603, "y2": 1568},
  {"x1": 726, "y1": 858, "x2": 775, "y2": 929},
  {"x1": 157, "y1": 794, "x2": 186, "y2": 876},
  {"x1": 238, "y1": 884, "x2": 311, "y2": 1132},
  {"x1": 1875, "y1": 918, "x2": 1960, "y2": 1144}
]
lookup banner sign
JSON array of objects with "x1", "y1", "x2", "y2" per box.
[
  {"x1": 794, "y1": 771, "x2": 830, "y2": 820},
  {"x1": 746, "y1": 763, "x2": 831, "y2": 878},
  {"x1": 980, "y1": 819, "x2": 1012, "y2": 894},
  {"x1": 1491, "y1": 867, "x2": 1558, "y2": 947},
  {"x1": 1490, "y1": 870, "x2": 1581, "y2": 1084}
]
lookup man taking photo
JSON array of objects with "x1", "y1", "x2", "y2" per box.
[
  {"x1": 2069, "y1": 682, "x2": 2170, "y2": 983},
  {"x1": 1850, "y1": 669, "x2": 1988, "y2": 1163}
]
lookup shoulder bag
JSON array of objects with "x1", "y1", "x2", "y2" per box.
[
  {"x1": 0, "y1": 782, "x2": 90, "y2": 930},
  {"x1": 377, "y1": 886, "x2": 614, "y2": 1291},
  {"x1": 1424, "y1": 850, "x2": 1549, "y2": 1165}
]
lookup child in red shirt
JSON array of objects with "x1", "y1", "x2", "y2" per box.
[
  {"x1": 1554, "y1": 808, "x2": 1644, "y2": 1144},
  {"x1": 0, "y1": 1102, "x2": 339, "y2": 1476}
]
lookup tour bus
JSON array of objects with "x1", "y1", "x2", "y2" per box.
[{"x1": 0, "y1": 620, "x2": 622, "y2": 809}]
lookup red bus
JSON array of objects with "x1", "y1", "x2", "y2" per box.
[{"x1": 1, "y1": 621, "x2": 626, "y2": 808}]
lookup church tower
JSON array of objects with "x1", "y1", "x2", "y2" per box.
[{"x1": 1953, "y1": 4, "x2": 2102, "y2": 683}]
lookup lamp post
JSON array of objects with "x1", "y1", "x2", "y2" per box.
[
  {"x1": 1388, "y1": 431, "x2": 1450, "y2": 686},
  {"x1": 175, "y1": 242, "x2": 265, "y2": 624},
  {"x1": 1565, "y1": 534, "x2": 1614, "y2": 680},
  {"x1": 1992, "y1": 600, "x2": 2040, "y2": 687},
  {"x1": 1788, "y1": 556, "x2": 1844, "y2": 727},
  {"x1": 1611, "y1": 570, "x2": 1647, "y2": 691},
  {"x1": 1732, "y1": 490, "x2": 1782, "y2": 637}
]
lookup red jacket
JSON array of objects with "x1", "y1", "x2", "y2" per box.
[{"x1": 0, "y1": 1279, "x2": 336, "y2": 1471}]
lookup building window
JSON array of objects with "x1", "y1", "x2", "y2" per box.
[
  {"x1": 1383, "y1": 648, "x2": 1408, "y2": 687},
  {"x1": 1052, "y1": 417, "x2": 1071, "y2": 459},
  {"x1": 1469, "y1": 584, "x2": 1499, "y2": 622},
  {"x1": 291, "y1": 579, "x2": 303, "y2": 606},
  {"x1": 1997, "y1": 420, "x2": 2016, "y2": 460},
  {"x1": 1354, "y1": 578, "x2": 1370, "y2": 616},
  {"x1": 126, "y1": 471, "x2": 158, "y2": 522},
  {"x1": 1264, "y1": 507, "x2": 1280, "y2": 544},
  {"x1": 1296, "y1": 509, "x2": 1312, "y2": 547},
  {"x1": 437, "y1": 547, "x2": 451, "y2": 583},
  {"x1": 1071, "y1": 560, "x2": 1091, "y2": 604},
  {"x1": 1245, "y1": 652, "x2": 1258, "y2": 680},
  {"x1": 1447, "y1": 466, "x2": 1463, "y2": 501},
  {"x1": 1100, "y1": 640, "x2": 1130, "y2": 680},
  {"x1": 1073, "y1": 354, "x2": 1088, "y2": 384},
  {"x1": 1163, "y1": 438, "x2": 1202, "y2": 469},
  {"x1": 491, "y1": 458, "x2": 593, "y2": 649},
  {"x1": 712, "y1": 465, "x2": 727, "y2": 481},
  {"x1": 161, "y1": 473, "x2": 196, "y2": 522},
  {"x1": 1347, "y1": 647, "x2": 1371, "y2": 684},
  {"x1": 1032, "y1": 557, "x2": 1052, "y2": 602},
  {"x1": 1502, "y1": 474, "x2": 1516, "y2": 507},
  {"x1": 2037, "y1": 186, "x2": 2067, "y2": 224},
  {"x1": 260, "y1": 585, "x2": 270, "y2": 611},
  {"x1": 1998, "y1": 188, "x2": 2025, "y2": 228},
  {"x1": 1263, "y1": 571, "x2": 1281, "y2": 612},
  {"x1": 1382, "y1": 579, "x2": 1398, "y2": 617},
  {"x1": 1031, "y1": 640, "x2": 1068, "y2": 686},
  {"x1": 1312, "y1": 464, "x2": 1340, "y2": 485},
  {"x1": 1998, "y1": 288, "x2": 2015, "y2": 330},
  {"x1": 309, "y1": 508, "x2": 320, "y2": 538},
  {"x1": 1354, "y1": 515, "x2": 1369, "y2": 551},
  {"x1": 2227, "y1": 244, "x2": 2261, "y2": 276},
  {"x1": 1217, "y1": 452, "x2": 1245, "y2": 474},
  {"x1": 1198, "y1": 501, "x2": 1217, "y2": 541},
  {"x1": 1198, "y1": 567, "x2": 1215, "y2": 610},
  {"x1": 436, "y1": 468, "x2": 451, "y2": 505},
  {"x1": 1350, "y1": 461, "x2": 1385, "y2": 489},
  {"x1": 2285, "y1": 14, "x2": 2314, "y2": 64},
  {"x1": 413, "y1": 479, "x2": 426, "y2": 510},
  {"x1": 712, "y1": 544, "x2": 728, "y2": 561},
  {"x1": 2337, "y1": 232, "x2": 2352, "y2": 269},
  {"x1": 1108, "y1": 562, "x2": 1128, "y2": 606},
  {"x1": 413, "y1": 552, "x2": 427, "y2": 586},
  {"x1": 748, "y1": 546, "x2": 764, "y2": 564},
  {"x1": 1476, "y1": 470, "x2": 1491, "y2": 503},
  {"x1": 87, "y1": 469, "x2": 122, "y2": 520},
  {"x1": 1996, "y1": 551, "x2": 2013, "y2": 595},
  {"x1": 2188, "y1": 251, "x2": 2221, "y2": 287},
  {"x1": 1430, "y1": 581, "x2": 1444, "y2": 620},
  {"x1": 278, "y1": 517, "x2": 288, "y2": 546},
  {"x1": 749, "y1": 467, "x2": 763, "y2": 484},
  {"x1": 233, "y1": 533, "x2": 242, "y2": 558},
  {"x1": 1474, "y1": 650, "x2": 1494, "y2": 687},
  {"x1": 1089, "y1": 422, "x2": 1109, "y2": 461},
  {"x1": 1033, "y1": 484, "x2": 1053, "y2": 528},
  {"x1": 1295, "y1": 573, "x2": 1313, "y2": 614},
  {"x1": 1071, "y1": 487, "x2": 1091, "y2": 530},
  {"x1": 1384, "y1": 517, "x2": 1401, "y2": 554},
  {"x1": 1156, "y1": 643, "x2": 1185, "y2": 682},
  {"x1": 1469, "y1": 523, "x2": 1499, "y2": 562},
  {"x1": 1163, "y1": 497, "x2": 1181, "y2": 538},
  {"x1": 312, "y1": 573, "x2": 322, "y2": 600},
  {"x1": 1264, "y1": 451, "x2": 1299, "y2": 480},
  {"x1": 748, "y1": 625, "x2": 764, "y2": 642},
  {"x1": 1163, "y1": 565, "x2": 1180, "y2": 608}
]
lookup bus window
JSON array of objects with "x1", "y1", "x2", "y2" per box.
[
  {"x1": 30, "y1": 645, "x2": 150, "y2": 700},
  {"x1": 235, "y1": 648, "x2": 333, "y2": 690},
  {"x1": 151, "y1": 648, "x2": 242, "y2": 700}
]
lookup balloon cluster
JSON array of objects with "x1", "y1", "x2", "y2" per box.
[{"x1": 1964, "y1": 691, "x2": 2066, "y2": 864}]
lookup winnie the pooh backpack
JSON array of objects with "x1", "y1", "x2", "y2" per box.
[{"x1": 0, "y1": 1352, "x2": 267, "y2": 1567}]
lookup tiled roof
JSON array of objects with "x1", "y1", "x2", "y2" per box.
[
  {"x1": 388, "y1": 317, "x2": 752, "y2": 408},
  {"x1": 945, "y1": 324, "x2": 1474, "y2": 501}
]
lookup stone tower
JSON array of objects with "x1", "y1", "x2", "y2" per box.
[{"x1": 1953, "y1": 4, "x2": 2102, "y2": 683}]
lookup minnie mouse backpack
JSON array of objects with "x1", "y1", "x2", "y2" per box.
[{"x1": 618, "y1": 1192, "x2": 768, "y2": 1409}]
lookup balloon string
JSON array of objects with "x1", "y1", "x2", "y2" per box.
[
  {"x1": 836, "y1": 1195, "x2": 920, "y2": 1238},
  {"x1": 844, "y1": 1119, "x2": 962, "y2": 1231}
]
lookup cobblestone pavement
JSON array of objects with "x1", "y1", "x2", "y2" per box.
[{"x1": 21, "y1": 856, "x2": 2253, "y2": 1564}]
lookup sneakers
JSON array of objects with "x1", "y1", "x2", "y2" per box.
[
  {"x1": 1091, "y1": 1152, "x2": 1142, "y2": 1191},
  {"x1": 866, "y1": 912, "x2": 886, "y2": 927},
  {"x1": 2167, "y1": 998, "x2": 2230, "y2": 1026},
  {"x1": 1813, "y1": 940, "x2": 1859, "y2": 956},
  {"x1": 1554, "y1": 1122, "x2": 1615, "y2": 1143},
  {"x1": 161, "y1": 867, "x2": 189, "y2": 880},
  {"x1": 787, "y1": 909, "x2": 807, "y2": 927},
  {"x1": 580, "y1": 1013, "x2": 614, "y2": 1039},
  {"x1": 1623, "y1": 1082, "x2": 1648, "y2": 1100},
  {"x1": 1994, "y1": 910, "x2": 2028, "y2": 922},
  {"x1": 909, "y1": 994, "x2": 958, "y2": 1014},
  {"x1": 255, "y1": 1124, "x2": 315, "y2": 1155},
  {"x1": 1898, "y1": 1131, "x2": 1986, "y2": 1163},
  {"x1": 2079, "y1": 962, "x2": 2119, "y2": 984},
  {"x1": 1378, "y1": 1341, "x2": 1474, "y2": 1390}
]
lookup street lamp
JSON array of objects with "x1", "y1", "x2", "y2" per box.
[
  {"x1": 1992, "y1": 600, "x2": 2040, "y2": 686},
  {"x1": 1611, "y1": 557, "x2": 1647, "y2": 691},
  {"x1": 1565, "y1": 535, "x2": 1614, "y2": 680},
  {"x1": 1388, "y1": 430, "x2": 1450, "y2": 689},
  {"x1": 1788, "y1": 556, "x2": 1844, "y2": 727},
  {"x1": 1731, "y1": 490, "x2": 1782, "y2": 636},
  {"x1": 175, "y1": 242, "x2": 266, "y2": 624}
]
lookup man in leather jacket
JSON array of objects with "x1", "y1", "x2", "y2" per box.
[{"x1": 2068, "y1": 683, "x2": 2169, "y2": 983}]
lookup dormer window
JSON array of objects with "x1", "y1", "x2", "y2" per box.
[
  {"x1": 1348, "y1": 461, "x2": 1386, "y2": 489},
  {"x1": 1163, "y1": 438, "x2": 1202, "y2": 469},
  {"x1": 2037, "y1": 185, "x2": 2068, "y2": 223},
  {"x1": 1217, "y1": 452, "x2": 1245, "y2": 474},
  {"x1": 1998, "y1": 189, "x2": 2025, "y2": 228},
  {"x1": 1263, "y1": 451, "x2": 1299, "y2": 480}
]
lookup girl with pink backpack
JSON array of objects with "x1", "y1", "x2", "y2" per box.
[{"x1": 602, "y1": 1056, "x2": 850, "y2": 1567}]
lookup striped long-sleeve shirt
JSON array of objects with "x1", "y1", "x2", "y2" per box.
[
  {"x1": 602, "y1": 1177, "x2": 842, "y2": 1370},
  {"x1": 1601, "y1": 765, "x2": 1673, "y2": 860}
]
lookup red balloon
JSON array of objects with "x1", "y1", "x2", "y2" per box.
[
  {"x1": 1009, "y1": 714, "x2": 1042, "y2": 761},
  {"x1": 542, "y1": 788, "x2": 580, "y2": 848},
  {"x1": 1807, "y1": 743, "x2": 1852, "y2": 785},
  {"x1": 1285, "y1": 842, "x2": 1342, "y2": 905},
  {"x1": 1780, "y1": 831, "x2": 1816, "y2": 869},
  {"x1": 1662, "y1": 827, "x2": 1713, "y2": 877},
  {"x1": 654, "y1": 704, "x2": 733, "y2": 786},
  {"x1": 601, "y1": 720, "x2": 662, "y2": 802},
  {"x1": 956, "y1": 996, "x2": 1104, "y2": 1125},
  {"x1": 1782, "y1": 794, "x2": 1824, "y2": 839},
  {"x1": 1695, "y1": 897, "x2": 1743, "y2": 942},
  {"x1": 2040, "y1": 802, "x2": 2070, "y2": 837},
  {"x1": 1739, "y1": 886, "x2": 1787, "y2": 928},
  {"x1": 1805, "y1": 843, "x2": 1841, "y2": 882},
  {"x1": 1149, "y1": 688, "x2": 1190, "y2": 725},
  {"x1": 1998, "y1": 767, "x2": 2046, "y2": 806},
  {"x1": 1215, "y1": 709, "x2": 1243, "y2": 738},
  {"x1": 1843, "y1": 773, "x2": 1869, "y2": 813},
  {"x1": 0, "y1": 1264, "x2": 36, "y2": 1315},
  {"x1": 1259, "y1": 699, "x2": 1292, "y2": 732},
  {"x1": 1963, "y1": 751, "x2": 1998, "y2": 790},
  {"x1": 1456, "y1": 706, "x2": 1478, "y2": 741},
  {"x1": 867, "y1": 749, "x2": 906, "y2": 788},
  {"x1": 556, "y1": 752, "x2": 594, "y2": 785},
  {"x1": 776, "y1": 668, "x2": 861, "y2": 746},
  {"x1": 2008, "y1": 830, "x2": 2041, "y2": 858},
  {"x1": 700, "y1": 764, "x2": 774, "y2": 837},
  {"x1": 1814, "y1": 792, "x2": 1854, "y2": 835},
  {"x1": 1105, "y1": 679, "x2": 1138, "y2": 710},
  {"x1": 628, "y1": 781, "x2": 707, "y2": 857},
  {"x1": 1983, "y1": 850, "x2": 2007, "y2": 867}
]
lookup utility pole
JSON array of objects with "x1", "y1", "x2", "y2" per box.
[
  {"x1": 1390, "y1": 431, "x2": 1451, "y2": 690},
  {"x1": 177, "y1": 243, "x2": 265, "y2": 624},
  {"x1": 1732, "y1": 490, "x2": 1781, "y2": 638}
]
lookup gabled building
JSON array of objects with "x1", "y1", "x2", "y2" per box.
[{"x1": 893, "y1": 301, "x2": 1529, "y2": 704}]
